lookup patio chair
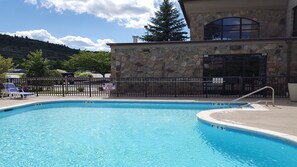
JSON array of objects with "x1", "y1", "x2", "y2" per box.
[
  {"x1": 1, "y1": 83, "x2": 34, "y2": 99},
  {"x1": 103, "y1": 82, "x2": 116, "y2": 91}
]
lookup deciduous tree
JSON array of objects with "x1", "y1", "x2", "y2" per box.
[
  {"x1": 0, "y1": 55, "x2": 13, "y2": 78},
  {"x1": 22, "y1": 50, "x2": 50, "y2": 77},
  {"x1": 64, "y1": 51, "x2": 111, "y2": 77}
]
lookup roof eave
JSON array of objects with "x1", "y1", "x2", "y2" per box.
[{"x1": 178, "y1": 0, "x2": 191, "y2": 28}]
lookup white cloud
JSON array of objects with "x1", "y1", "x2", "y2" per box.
[
  {"x1": 2, "y1": 29, "x2": 113, "y2": 51},
  {"x1": 7, "y1": 29, "x2": 64, "y2": 45},
  {"x1": 24, "y1": 0, "x2": 167, "y2": 28},
  {"x1": 24, "y1": 0, "x2": 37, "y2": 5},
  {"x1": 60, "y1": 36, "x2": 113, "y2": 51}
]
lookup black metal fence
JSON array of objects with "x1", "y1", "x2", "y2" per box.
[{"x1": 0, "y1": 76, "x2": 296, "y2": 98}]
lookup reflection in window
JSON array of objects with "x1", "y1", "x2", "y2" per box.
[
  {"x1": 204, "y1": 17, "x2": 260, "y2": 40},
  {"x1": 203, "y1": 54, "x2": 266, "y2": 77},
  {"x1": 293, "y1": 6, "x2": 297, "y2": 37}
]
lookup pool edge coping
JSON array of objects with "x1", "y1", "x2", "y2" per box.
[
  {"x1": 0, "y1": 98, "x2": 245, "y2": 111},
  {"x1": 196, "y1": 106, "x2": 297, "y2": 146}
]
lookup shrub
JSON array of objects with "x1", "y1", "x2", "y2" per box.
[
  {"x1": 98, "y1": 86, "x2": 103, "y2": 91},
  {"x1": 77, "y1": 86, "x2": 84, "y2": 92},
  {"x1": 75, "y1": 72, "x2": 93, "y2": 78},
  {"x1": 48, "y1": 70, "x2": 62, "y2": 77}
]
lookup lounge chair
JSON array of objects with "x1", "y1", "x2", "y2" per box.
[
  {"x1": 1, "y1": 83, "x2": 34, "y2": 99},
  {"x1": 103, "y1": 82, "x2": 116, "y2": 91}
]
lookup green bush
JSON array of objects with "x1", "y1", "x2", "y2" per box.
[
  {"x1": 75, "y1": 72, "x2": 93, "y2": 78},
  {"x1": 48, "y1": 70, "x2": 62, "y2": 77},
  {"x1": 77, "y1": 86, "x2": 84, "y2": 92}
]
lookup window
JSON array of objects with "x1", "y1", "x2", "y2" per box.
[
  {"x1": 203, "y1": 54, "x2": 266, "y2": 77},
  {"x1": 293, "y1": 6, "x2": 297, "y2": 37},
  {"x1": 204, "y1": 17, "x2": 260, "y2": 40}
]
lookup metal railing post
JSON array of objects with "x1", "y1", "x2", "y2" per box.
[
  {"x1": 272, "y1": 87, "x2": 275, "y2": 106},
  {"x1": 232, "y1": 86, "x2": 275, "y2": 107},
  {"x1": 89, "y1": 77, "x2": 92, "y2": 97},
  {"x1": 205, "y1": 80, "x2": 208, "y2": 98},
  {"x1": 116, "y1": 78, "x2": 119, "y2": 97},
  {"x1": 62, "y1": 77, "x2": 65, "y2": 97},
  {"x1": 286, "y1": 76, "x2": 290, "y2": 98},
  {"x1": 239, "y1": 77, "x2": 243, "y2": 97},
  {"x1": 35, "y1": 77, "x2": 39, "y2": 97},
  {"x1": 174, "y1": 78, "x2": 177, "y2": 97},
  {"x1": 65, "y1": 76, "x2": 68, "y2": 93},
  {"x1": 144, "y1": 78, "x2": 148, "y2": 97}
]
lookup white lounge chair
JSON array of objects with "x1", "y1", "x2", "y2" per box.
[
  {"x1": 1, "y1": 83, "x2": 34, "y2": 99},
  {"x1": 103, "y1": 82, "x2": 116, "y2": 91}
]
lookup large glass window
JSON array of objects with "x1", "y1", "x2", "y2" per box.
[
  {"x1": 204, "y1": 17, "x2": 260, "y2": 40},
  {"x1": 293, "y1": 6, "x2": 297, "y2": 37},
  {"x1": 203, "y1": 54, "x2": 266, "y2": 77}
]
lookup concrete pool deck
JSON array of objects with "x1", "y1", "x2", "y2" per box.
[
  {"x1": 210, "y1": 100, "x2": 297, "y2": 137},
  {"x1": 1, "y1": 96, "x2": 297, "y2": 138}
]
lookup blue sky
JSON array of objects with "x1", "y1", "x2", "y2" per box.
[{"x1": 0, "y1": 0, "x2": 186, "y2": 51}]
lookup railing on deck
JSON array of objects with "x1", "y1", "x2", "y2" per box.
[
  {"x1": 0, "y1": 76, "x2": 296, "y2": 98},
  {"x1": 232, "y1": 86, "x2": 275, "y2": 106}
]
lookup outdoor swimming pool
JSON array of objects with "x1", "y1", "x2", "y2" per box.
[{"x1": 0, "y1": 101, "x2": 296, "y2": 166}]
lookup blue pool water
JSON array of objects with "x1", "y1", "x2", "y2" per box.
[{"x1": 0, "y1": 101, "x2": 296, "y2": 167}]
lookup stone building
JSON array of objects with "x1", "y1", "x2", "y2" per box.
[{"x1": 108, "y1": 0, "x2": 297, "y2": 78}]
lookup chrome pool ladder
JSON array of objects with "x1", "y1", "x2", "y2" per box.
[{"x1": 232, "y1": 86, "x2": 275, "y2": 107}]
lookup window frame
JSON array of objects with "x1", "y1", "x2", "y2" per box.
[{"x1": 204, "y1": 17, "x2": 260, "y2": 40}]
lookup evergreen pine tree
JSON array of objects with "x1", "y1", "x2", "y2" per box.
[{"x1": 142, "y1": 0, "x2": 188, "y2": 41}]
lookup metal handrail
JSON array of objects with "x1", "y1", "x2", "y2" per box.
[{"x1": 232, "y1": 86, "x2": 275, "y2": 106}]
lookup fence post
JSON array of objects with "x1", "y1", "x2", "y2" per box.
[
  {"x1": 239, "y1": 77, "x2": 243, "y2": 97},
  {"x1": 65, "y1": 76, "x2": 68, "y2": 92},
  {"x1": 205, "y1": 80, "x2": 208, "y2": 98},
  {"x1": 89, "y1": 77, "x2": 92, "y2": 97},
  {"x1": 286, "y1": 75, "x2": 290, "y2": 98},
  {"x1": 35, "y1": 77, "x2": 39, "y2": 97},
  {"x1": 263, "y1": 77, "x2": 267, "y2": 98},
  {"x1": 174, "y1": 78, "x2": 177, "y2": 97},
  {"x1": 116, "y1": 78, "x2": 119, "y2": 97},
  {"x1": 62, "y1": 77, "x2": 65, "y2": 97},
  {"x1": 144, "y1": 78, "x2": 148, "y2": 97}
]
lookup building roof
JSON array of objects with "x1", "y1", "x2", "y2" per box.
[
  {"x1": 178, "y1": 0, "x2": 288, "y2": 28},
  {"x1": 178, "y1": 0, "x2": 192, "y2": 28},
  {"x1": 107, "y1": 37, "x2": 297, "y2": 47}
]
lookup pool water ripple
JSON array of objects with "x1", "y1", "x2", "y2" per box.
[{"x1": 0, "y1": 101, "x2": 296, "y2": 167}]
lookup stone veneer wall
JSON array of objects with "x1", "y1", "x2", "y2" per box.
[
  {"x1": 189, "y1": 9, "x2": 287, "y2": 41},
  {"x1": 287, "y1": 0, "x2": 297, "y2": 37},
  {"x1": 110, "y1": 40, "x2": 297, "y2": 78}
]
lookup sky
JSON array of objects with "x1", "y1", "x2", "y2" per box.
[{"x1": 0, "y1": 0, "x2": 186, "y2": 51}]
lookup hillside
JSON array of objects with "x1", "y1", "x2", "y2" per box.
[{"x1": 0, "y1": 34, "x2": 79, "y2": 64}]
